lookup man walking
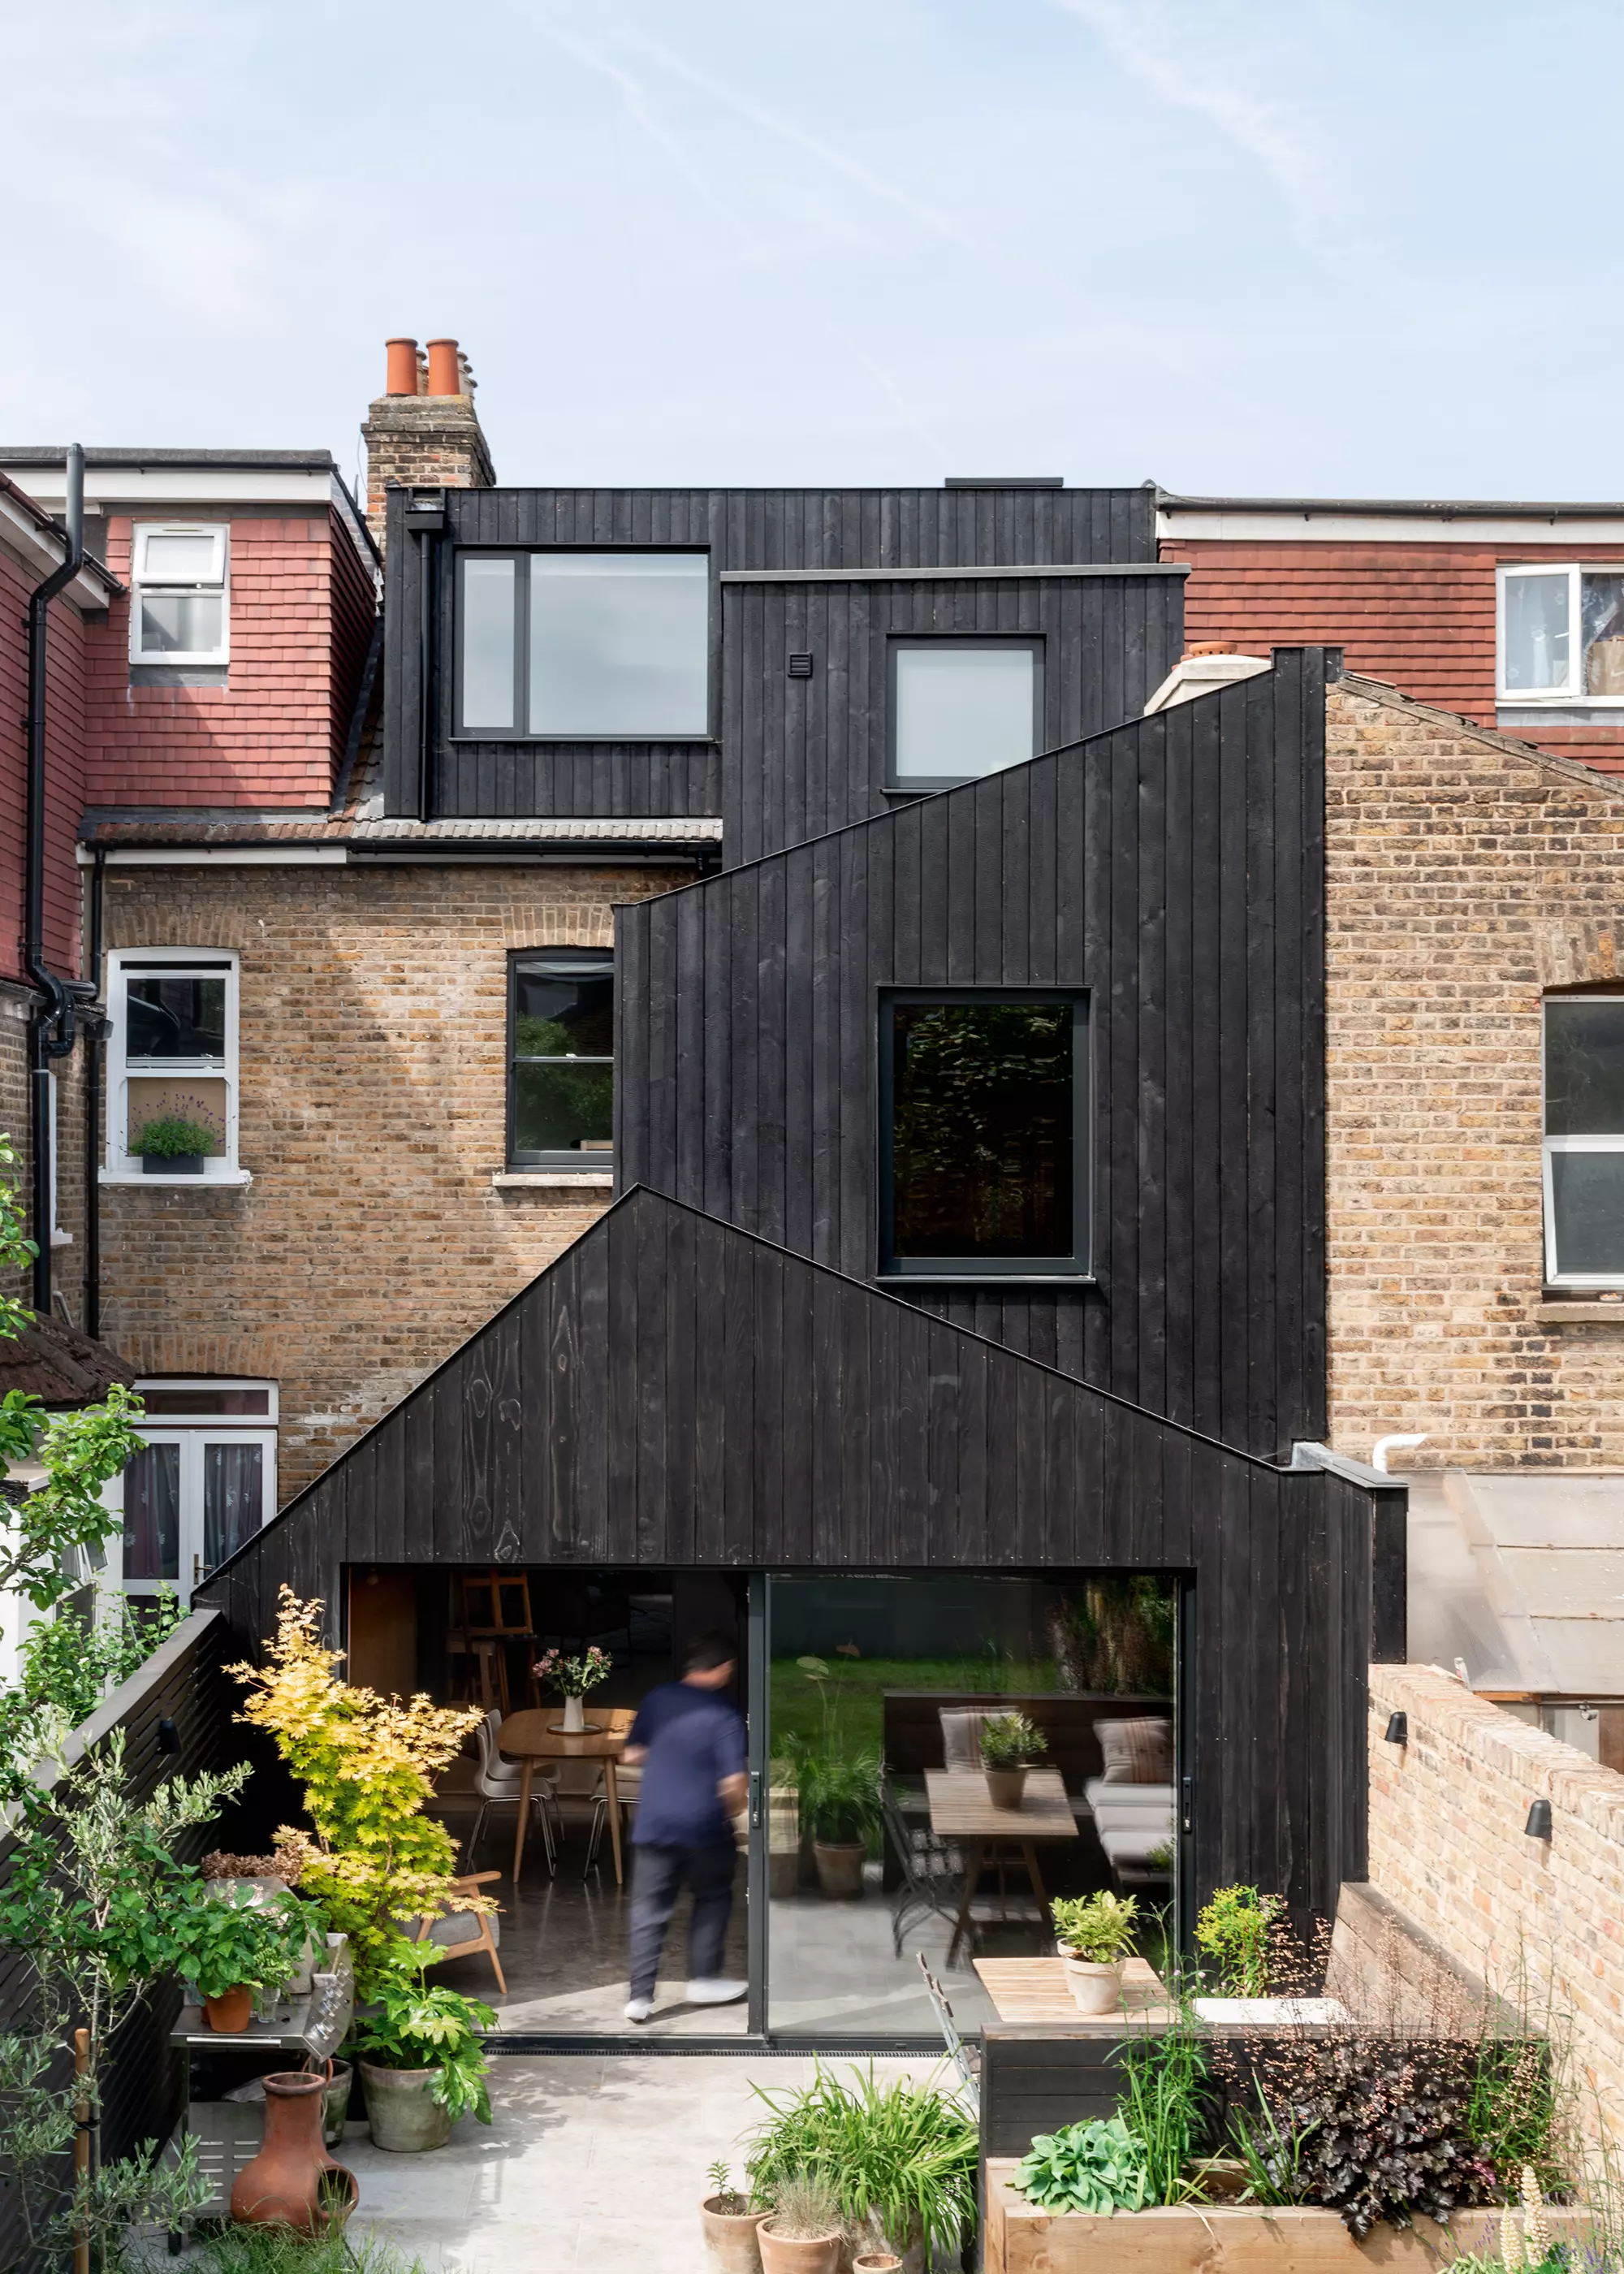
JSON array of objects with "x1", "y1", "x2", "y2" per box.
[{"x1": 622, "y1": 1630, "x2": 749, "y2": 2022}]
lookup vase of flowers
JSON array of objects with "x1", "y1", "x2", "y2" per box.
[{"x1": 532, "y1": 1644, "x2": 613, "y2": 1730}]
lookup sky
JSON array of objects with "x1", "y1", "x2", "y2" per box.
[{"x1": 6, "y1": 0, "x2": 1624, "y2": 498}]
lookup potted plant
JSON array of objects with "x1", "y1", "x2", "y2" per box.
[
  {"x1": 171, "y1": 1882, "x2": 318, "y2": 2033},
  {"x1": 702, "y1": 2159, "x2": 769, "y2": 2274},
  {"x1": 979, "y1": 1710, "x2": 1047, "y2": 1807},
  {"x1": 530, "y1": 1643, "x2": 613, "y2": 1732},
  {"x1": 1051, "y1": 1890, "x2": 1140, "y2": 2013},
  {"x1": 348, "y1": 1969, "x2": 496, "y2": 2151},
  {"x1": 756, "y1": 2175, "x2": 846, "y2": 2274},
  {"x1": 129, "y1": 1105, "x2": 220, "y2": 1176},
  {"x1": 797, "y1": 1749, "x2": 882, "y2": 1897}
]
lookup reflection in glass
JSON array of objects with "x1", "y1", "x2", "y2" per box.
[
  {"x1": 1545, "y1": 999, "x2": 1624, "y2": 1134},
  {"x1": 460, "y1": 557, "x2": 517, "y2": 730},
  {"x1": 529, "y1": 553, "x2": 708, "y2": 736},
  {"x1": 203, "y1": 1442, "x2": 263, "y2": 1570},
  {"x1": 1503, "y1": 573, "x2": 1570, "y2": 692},
  {"x1": 893, "y1": 646, "x2": 1038, "y2": 780},
  {"x1": 142, "y1": 533, "x2": 220, "y2": 580},
  {"x1": 127, "y1": 976, "x2": 226, "y2": 1060},
  {"x1": 1584, "y1": 573, "x2": 1624, "y2": 697},
  {"x1": 515, "y1": 1062, "x2": 614, "y2": 1153},
  {"x1": 888, "y1": 1001, "x2": 1073, "y2": 1260},
  {"x1": 138, "y1": 593, "x2": 223, "y2": 655},
  {"x1": 1550, "y1": 1152, "x2": 1624, "y2": 1276},
  {"x1": 123, "y1": 1443, "x2": 180, "y2": 1580},
  {"x1": 512, "y1": 958, "x2": 614, "y2": 1157}
]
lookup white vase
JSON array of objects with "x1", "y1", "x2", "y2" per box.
[
  {"x1": 1060, "y1": 1952, "x2": 1126, "y2": 2013},
  {"x1": 563, "y1": 1694, "x2": 586, "y2": 1732}
]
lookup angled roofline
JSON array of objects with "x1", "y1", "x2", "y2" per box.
[{"x1": 1333, "y1": 672, "x2": 1624, "y2": 802}]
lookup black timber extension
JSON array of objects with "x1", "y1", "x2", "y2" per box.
[{"x1": 194, "y1": 1186, "x2": 1376, "y2": 1925}]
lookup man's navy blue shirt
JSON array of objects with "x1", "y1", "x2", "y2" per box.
[{"x1": 627, "y1": 1680, "x2": 747, "y2": 1848}]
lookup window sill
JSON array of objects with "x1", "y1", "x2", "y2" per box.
[
  {"x1": 492, "y1": 1171, "x2": 614, "y2": 1191},
  {"x1": 872, "y1": 1271, "x2": 1097, "y2": 1287},
  {"x1": 99, "y1": 1169, "x2": 253, "y2": 1189},
  {"x1": 1539, "y1": 1296, "x2": 1624, "y2": 1322}
]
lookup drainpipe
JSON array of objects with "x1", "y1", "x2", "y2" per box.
[
  {"x1": 83, "y1": 848, "x2": 106, "y2": 1338},
  {"x1": 24, "y1": 443, "x2": 87, "y2": 1319}
]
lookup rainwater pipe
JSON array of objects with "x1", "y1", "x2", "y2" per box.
[{"x1": 1371, "y1": 1433, "x2": 1428, "y2": 1474}]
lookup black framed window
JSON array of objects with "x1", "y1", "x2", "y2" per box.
[
  {"x1": 508, "y1": 950, "x2": 615, "y2": 1169},
  {"x1": 455, "y1": 551, "x2": 710, "y2": 739},
  {"x1": 1544, "y1": 994, "x2": 1624, "y2": 1285},
  {"x1": 888, "y1": 637, "x2": 1043, "y2": 789},
  {"x1": 879, "y1": 990, "x2": 1089, "y2": 1278}
]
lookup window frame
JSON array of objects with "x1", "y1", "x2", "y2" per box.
[
  {"x1": 1497, "y1": 563, "x2": 1624, "y2": 707},
  {"x1": 1543, "y1": 992, "x2": 1624, "y2": 1287},
  {"x1": 885, "y1": 634, "x2": 1046, "y2": 791},
  {"x1": 102, "y1": 948, "x2": 244, "y2": 1185},
  {"x1": 128, "y1": 521, "x2": 231, "y2": 667},
  {"x1": 112, "y1": 1381, "x2": 278, "y2": 1602},
  {"x1": 507, "y1": 947, "x2": 616, "y2": 1172},
  {"x1": 451, "y1": 547, "x2": 714, "y2": 742},
  {"x1": 876, "y1": 986, "x2": 1091, "y2": 1282}
]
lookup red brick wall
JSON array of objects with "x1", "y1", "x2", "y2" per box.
[
  {"x1": 1165, "y1": 538, "x2": 1624, "y2": 776},
  {"x1": 0, "y1": 543, "x2": 89, "y2": 982},
  {"x1": 86, "y1": 506, "x2": 375, "y2": 809}
]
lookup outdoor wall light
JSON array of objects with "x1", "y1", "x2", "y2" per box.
[
  {"x1": 1524, "y1": 1798, "x2": 1553, "y2": 1841},
  {"x1": 1384, "y1": 1712, "x2": 1408, "y2": 1745},
  {"x1": 156, "y1": 1717, "x2": 181, "y2": 1756}
]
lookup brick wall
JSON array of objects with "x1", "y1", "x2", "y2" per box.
[
  {"x1": 1325, "y1": 680, "x2": 1624, "y2": 1468},
  {"x1": 84, "y1": 508, "x2": 375, "y2": 809},
  {"x1": 97, "y1": 861, "x2": 685, "y2": 1499},
  {"x1": 362, "y1": 394, "x2": 495, "y2": 546},
  {"x1": 1368, "y1": 1662, "x2": 1624, "y2": 2136}
]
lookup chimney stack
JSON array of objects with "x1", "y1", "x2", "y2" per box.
[{"x1": 362, "y1": 332, "x2": 495, "y2": 550}]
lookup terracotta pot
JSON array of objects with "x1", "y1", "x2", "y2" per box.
[
  {"x1": 853, "y1": 2257, "x2": 902, "y2": 2274},
  {"x1": 204, "y1": 1986, "x2": 254, "y2": 2034},
  {"x1": 983, "y1": 1766, "x2": 1028, "y2": 1809},
  {"x1": 701, "y1": 2195, "x2": 769, "y2": 2274},
  {"x1": 360, "y1": 2058, "x2": 455, "y2": 2151},
  {"x1": 758, "y1": 2218, "x2": 843, "y2": 2274},
  {"x1": 1060, "y1": 1952, "x2": 1125, "y2": 2013},
  {"x1": 812, "y1": 1840, "x2": 866, "y2": 1897},
  {"x1": 231, "y1": 2069, "x2": 356, "y2": 2231}
]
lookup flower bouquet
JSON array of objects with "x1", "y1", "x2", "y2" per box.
[{"x1": 532, "y1": 1644, "x2": 613, "y2": 1731}]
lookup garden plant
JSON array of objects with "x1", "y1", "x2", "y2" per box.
[{"x1": 745, "y1": 2062, "x2": 978, "y2": 2260}]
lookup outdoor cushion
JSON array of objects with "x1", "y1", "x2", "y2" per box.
[
  {"x1": 1095, "y1": 1717, "x2": 1173, "y2": 1783},
  {"x1": 1083, "y1": 1779, "x2": 1175, "y2": 1812},
  {"x1": 938, "y1": 1708, "x2": 990, "y2": 1770},
  {"x1": 396, "y1": 1909, "x2": 500, "y2": 1952}
]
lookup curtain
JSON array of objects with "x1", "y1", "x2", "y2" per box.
[
  {"x1": 123, "y1": 1443, "x2": 180, "y2": 1580},
  {"x1": 203, "y1": 1442, "x2": 263, "y2": 1571}
]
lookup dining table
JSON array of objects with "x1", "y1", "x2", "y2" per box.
[
  {"x1": 925, "y1": 1766, "x2": 1078, "y2": 1963},
  {"x1": 495, "y1": 1708, "x2": 630, "y2": 1887}
]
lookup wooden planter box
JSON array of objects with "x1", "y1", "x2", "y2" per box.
[{"x1": 984, "y1": 2164, "x2": 1591, "y2": 2274}]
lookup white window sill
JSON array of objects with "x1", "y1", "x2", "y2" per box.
[
  {"x1": 99, "y1": 1168, "x2": 253, "y2": 1188},
  {"x1": 50, "y1": 1229, "x2": 73, "y2": 1248},
  {"x1": 492, "y1": 1171, "x2": 614, "y2": 1191},
  {"x1": 1540, "y1": 1296, "x2": 1624, "y2": 1322}
]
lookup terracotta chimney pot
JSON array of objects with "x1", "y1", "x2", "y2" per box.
[
  {"x1": 1186, "y1": 641, "x2": 1237, "y2": 657},
  {"x1": 385, "y1": 338, "x2": 419, "y2": 396},
  {"x1": 425, "y1": 338, "x2": 462, "y2": 396}
]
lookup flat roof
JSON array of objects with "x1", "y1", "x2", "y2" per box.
[
  {"x1": 0, "y1": 447, "x2": 338, "y2": 470},
  {"x1": 1159, "y1": 490, "x2": 1624, "y2": 521}
]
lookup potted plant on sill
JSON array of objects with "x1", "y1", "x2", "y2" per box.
[
  {"x1": 702, "y1": 2160, "x2": 769, "y2": 2274},
  {"x1": 797, "y1": 1749, "x2": 882, "y2": 1898},
  {"x1": 129, "y1": 1107, "x2": 221, "y2": 1177},
  {"x1": 171, "y1": 1880, "x2": 319, "y2": 2033},
  {"x1": 1051, "y1": 1890, "x2": 1140, "y2": 2013},
  {"x1": 530, "y1": 1642, "x2": 613, "y2": 1733},
  {"x1": 979, "y1": 1710, "x2": 1047, "y2": 1807},
  {"x1": 349, "y1": 1968, "x2": 497, "y2": 2151}
]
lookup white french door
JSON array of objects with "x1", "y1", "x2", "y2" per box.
[{"x1": 120, "y1": 1427, "x2": 275, "y2": 1602}]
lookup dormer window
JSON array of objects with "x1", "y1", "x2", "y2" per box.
[
  {"x1": 129, "y1": 524, "x2": 230, "y2": 665},
  {"x1": 454, "y1": 550, "x2": 710, "y2": 738},
  {"x1": 1498, "y1": 565, "x2": 1624, "y2": 705}
]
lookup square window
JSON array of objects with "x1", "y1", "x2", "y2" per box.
[
  {"x1": 879, "y1": 992, "x2": 1088, "y2": 1277},
  {"x1": 890, "y1": 641, "x2": 1042, "y2": 787},
  {"x1": 1544, "y1": 996, "x2": 1624, "y2": 1284},
  {"x1": 106, "y1": 952, "x2": 240, "y2": 1182},
  {"x1": 129, "y1": 524, "x2": 229, "y2": 666},
  {"x1": 509, "y1": 949, "x2": 615, "y2": 1169},
  {"x1": 1499, "y1": 565, "x2": 1624, "y2": 705}
]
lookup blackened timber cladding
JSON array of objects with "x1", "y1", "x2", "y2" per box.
[
  {"x1": 618, "y1": 653, "x2": 1330, "y2": 1462},
  {"x1": 196, "y1": 1188, "x2": 1370, "y2": 1922}
]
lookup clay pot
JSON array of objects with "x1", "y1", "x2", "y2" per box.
[
  {"x1": 231, "y1": 2070, "x2": 356, "y2": 2232},
  {"x1": 758, "y1": 2218, "x2": 842, "y2": 2274},
  {"x1": 811, "y1": 1840, "x2": 866, "y2": 1898},
  {"x1": 700, "y1": 2195, "x2": 769, "y2": 2274},
  {"x1": 360, "y1": 2059, "x2": 455, "y2": 2152},
  {"x1": 1060, "y1": 1952, "x2": 1125, "y2": 2013},
  {"x1": 853, "y1": 2256, "x2": 902, "y2": 2273},
  {"x1": 205, "y1": 1986, "x2": 254, "y2": 2034},
  {"x1": 983, "y1": 1766, "x2": 1028, "y2": 1809}
]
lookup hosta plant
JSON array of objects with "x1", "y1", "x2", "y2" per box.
[{"x1": 1013, "y1": 2117, "x2": 1149, "y2": 2216}]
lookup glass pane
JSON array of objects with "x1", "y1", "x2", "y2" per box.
[
  {"x1": 767, "y1": 1573, "x2": 1176, "y2": 2038},
  {"x1": 203, "y1": 1442, "x2": 263, "y2": 1570},
  {"x1": 893, "y1": 646, "x2": 1037, "y2": 780},
  {"x1": 138, "y1": 592, "x2": 222, "y2": 655},
  {"x1": 1550, "y1": 1151, "x2": 1624, "y2": 1276},
  {"x1": 141, "y1": 532, "x2": 219, "y2": 580},
  {"x1": 889, "y1": 1001, "x2": 1073, "y2": 1259},
  {"x1": 1502, "y1": 573, "x2": 1570, "y2": 692},
  {"x1": 123, "y1": 1443, "x2": 179, "y2": 1581},
  {"x1": 514, "y1": 969, "x2": 614, "y2": 1057},
  {"x1": 126, "y1": 975, "x2": 227, "y2": 1059},
  {"x1": 140, "y1": 1386, "x2": 270, "y2": 1416},
  {"x1": 1545, "y1": 999, "x2": 1624, "y2": 1134},
  {"x1": 529, "y1": 553, "x2": 708, "y2": 736},
  {"x1": 515, "y1": 1061, "x2": 614, "y2": 1153},
  {"x1": 460, "y1": 557, "x2": 516, "y2": 730},
  {"x1": 1583, "y1": 573, "x2": 1624, "y2": 696}
]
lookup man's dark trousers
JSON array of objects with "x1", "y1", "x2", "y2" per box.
[{"x1": 628, "y1": 1840, "x2": 736, "y2": 1999}]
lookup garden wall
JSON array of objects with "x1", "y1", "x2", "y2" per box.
[{"x1": 1367, "y1": 1662, "x2": 1624, "y2": 2135}]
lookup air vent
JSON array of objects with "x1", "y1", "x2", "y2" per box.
[{"x1": 787, "y1": 652, "x2": 814, "y2": 678}]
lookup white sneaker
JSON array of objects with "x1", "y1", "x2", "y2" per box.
[
  {"x1": 624, "y1": 1996, "x2": 654, "y2": 2023},
  {"x1": 686, "y1": 1978, "x2": 749, "y2": 2005}
]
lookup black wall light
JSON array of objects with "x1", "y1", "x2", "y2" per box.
[
  {"x1": 156, "y1": 1716, "x2": 181, "y2": 1756},
  {"x1": 1524, "y1": 1798, "x2": 1553, "y2": 1841},
  {"x1": 1384, "y1": 1712, "x2": 1408, "y2": 1745}
]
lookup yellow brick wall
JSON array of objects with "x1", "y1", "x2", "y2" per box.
[
  {"x1": 1326, "y1": 682, "x2": 1624, "y2": 1468},
  {"x1": 98, "y1": 861, "x2": 687, "y2": 1500}
]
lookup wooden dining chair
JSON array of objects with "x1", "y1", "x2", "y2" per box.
[{"x1": 400, "y1": 1870, "x2": 507, "y2": 1994}]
